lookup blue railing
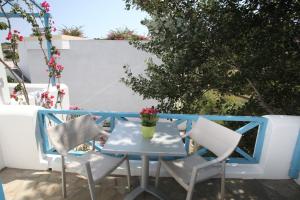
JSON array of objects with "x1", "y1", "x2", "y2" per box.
[
  {"x1": 289, "y1": 131, "x2": 300, "y2": 179},
  {"x1": 38, "y1": 109, "x2": 268, "y2": 164}
]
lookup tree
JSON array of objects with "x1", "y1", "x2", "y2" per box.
[
  {"x1": 60, "y1": 25, "x2": 84, "y2": 37},
  {"x1": 122, "y1": 0, "x2": 300, "y2": 115}
]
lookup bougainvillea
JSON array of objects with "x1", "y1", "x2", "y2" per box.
[{"x1": 0, "y1": 1, "x2": 65, "y2": 109}]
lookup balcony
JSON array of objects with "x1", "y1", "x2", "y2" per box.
[{"x1": 0, "y1": 106, "x2": 300, "y2": 199}]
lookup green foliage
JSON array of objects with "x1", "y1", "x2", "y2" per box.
[
  {"x1": 60, "y1": 25, "x2": 84, "y2": 37},
  {"x1": 7, "y1": 76, "x2": 16, "y2": 83},
  {"x1": 197, "y1": 90, "x2": 246, "y2": 115},
  {"x1": 106, "y1": 27, "x2": 147, "y2": 40},
  {"x1": 1, "y1": 42, "x2": 20, "y2": 61},
  {"x1": 122, "y1": 0, "x2": 300, "y2": 115},
  {"x1": 0, "y1": 22, "x2": 8, "y2": 30}
]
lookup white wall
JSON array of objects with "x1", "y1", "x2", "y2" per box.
[
  {"x1": 0, "y1": 105, "x2": 47, "y2": 170},
  {"x1": 18, "y1": 39, "x2": 158, "y2": 112},
  {"x1": 0, "y1": 143, "x2": 4, "y2": 170},
  {"x1": 259, "y1": 116, "x2": 300, "y2": 179}
]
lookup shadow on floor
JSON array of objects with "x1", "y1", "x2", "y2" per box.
[{"x1": 0, "y1": 168, "x2": 300, "y2": 200}]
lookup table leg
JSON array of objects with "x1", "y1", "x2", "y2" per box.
[
  {"x1": 141, "y1": 154, "x2": 149, "y2": 189},
  {"x1": 124, "y1": 155, "x2": 167, "y2": 200}
]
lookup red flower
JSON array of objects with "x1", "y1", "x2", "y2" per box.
[
  {"x1": 41, "y1": 1, "x2": 50, "y2": 12},
  {"x1": 10, "y1": 93, "x2": 17, "y2": 99},
  {"x1": 19, "y1": 35, "x2": 24, "y2": 41},
  {"x1": 48, "y1": 56, "x2": 56, "y2": 67},
  {"x1": 69, "y1": 105, "x2": 80, "y2": 110},
  {"x1": 140, "y1": 107, "x2": 159, "y2": 115},
  {"x1": 55, "y1": 64, "x2": 64, "y2": 71},
  {"x1": 6, "y1": 31, "x2": 12, "y2": 40},
  {"x1": 59, "y1": 89, "x2": 65, "y2": 95}
]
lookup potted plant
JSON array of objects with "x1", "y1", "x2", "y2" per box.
[{"x1": 140, "y1": 107, "x2": 159, "y2": 139}]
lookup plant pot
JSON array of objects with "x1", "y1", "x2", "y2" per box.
[{"x1": 141, "y1": 125, "x2": 156, "y2": 139}]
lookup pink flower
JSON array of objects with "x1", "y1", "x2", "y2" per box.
[
  {"x1": 41, "y1": 1, "x2": 50, "y2": 12},
  {"x1": 140, "y1": 107, "x2": 159, "y2": 115},
  {"x1": 10, "y1": 93, "x2": 17, "y2": 99},
  {"x1": 19, "y1": 35, "x2": 24, "y2": 41},
  {"x1": 48, "y1": 56, "x2": 56, "y2": 67},
  {"x1": 55, "y1": 64, "x2": 64, "y2": 71},
  {"x1": 6, "y1": 31, "x2": 12, "y2": 40},
  {"x1": 69, "y1": 106, "x2": 80, "y2": 110}
]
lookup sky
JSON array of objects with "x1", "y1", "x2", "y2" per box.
[{"x1": 0, "y1": 0, "x2": 149, "y2": 41}]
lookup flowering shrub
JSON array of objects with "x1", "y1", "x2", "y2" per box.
[
  {"x1": 140, "y1": 107, "x2": 159, "y2": 127},
  {"x1": 1, "y1": 1, "x2": 65, "y2": 109},
  {"x1": 106, "y1": 28, "x2": 148, "y2": 41}
]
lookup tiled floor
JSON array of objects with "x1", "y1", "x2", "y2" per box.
[{"x1": 1, "y1": 168, "x2": 300, "y2": 200}]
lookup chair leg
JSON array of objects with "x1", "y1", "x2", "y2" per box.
[
  {"x1": 61, "y1": 155, "x2": 67, "y2": 198},
  {"x1": 220, "y1": 161, "x2": 226, "y2": 200},
  {"x1": 186, "y1": 169, "x2": 197, "y2": 200},
  {"x1": 155, "y1": 157, "x2": 162, "y2": 188},
  {"x1": 85, "y1": 162, "x2": 97, "y2": 200},
  {"x1": 125, "y1": 157, "x2": 131, "y2": 190},
  {"x1": 186, "y1": 184, "x2": 195, "y2": 200}
]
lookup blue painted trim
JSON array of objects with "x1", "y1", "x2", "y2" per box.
[
  {"x1": 95, "y1": 116, "x2": 108, "y2": 124},
  {"x1": 46, "y1": 113, "x2": 63, "y2": 124},
  {"x1": 43, "y1": 13, "x2": 55, "y2": 86},
  {"x1": 185, "y1": 120, "x2": 193, "y2": 152},
  {"x1": 37, "y1": 109, "x2": 268, "y2": 164},
  {"x1": 289, "y1": 131, "x2": 300, "y2": 179},
  {"x1": 0, "y1": 180, "x2": 5, "y2": 200},
  {"x1": 28, "y1": 0, "x2": 44, "y2": 11},
  {"x1": 236, "y1": 121, "x2": 259, "y2": 135},
  {"x1": 110, "y1": 117, "x2": 115, "y2": 132},
  {"x1": 253, "y1": 118, "x2": 268, "y2": 162},
  {"x1": 235, "y1": 147, "x2": 256, "y2": 162},
  {"x1": 38, "y1": 112, "x2": 50, "y2": 153},
  {"x1": 174, "y1": 119, "x2": 186, "y2": 126},
  {"x1": 197, "y1": 148, "x2": 208, "y2": 156}
]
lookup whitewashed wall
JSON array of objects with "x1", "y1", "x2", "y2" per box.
[
  {"x1": 0, "y1": 106, "x2": 47, "y2": 170},
  {"x1": 0, "y1": 143, "x2": 4, "y2": 170},
  {"x1": 18, "y1": 38, "x2": 159, "y2": 111}
]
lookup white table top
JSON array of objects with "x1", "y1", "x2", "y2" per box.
[{"x1": 102, "y1": 121, "x2": 187, "y2": 157}]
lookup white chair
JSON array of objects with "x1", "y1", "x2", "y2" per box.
[
  {"x1": 155, "y1": 117, "x2": 241, "y2": 200},
  {"x1": 47, "y1": 115, "x2": 131, "y2": 200}
]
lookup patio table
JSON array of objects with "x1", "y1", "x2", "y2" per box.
[{"x1": 102, "y1": 120, "x2": 187, "y2": 200}]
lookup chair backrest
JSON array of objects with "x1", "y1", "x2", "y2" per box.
[
  {"x1": 47, "y1": 115, "x2": 102, "y2": 156},
  {"x1": 189, "y1": 117, "x2": 241, "y2": 160}
]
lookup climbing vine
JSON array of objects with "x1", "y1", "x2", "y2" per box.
[{"x1": 0, "y1": 0, "x2": 64, "y2": 108}]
